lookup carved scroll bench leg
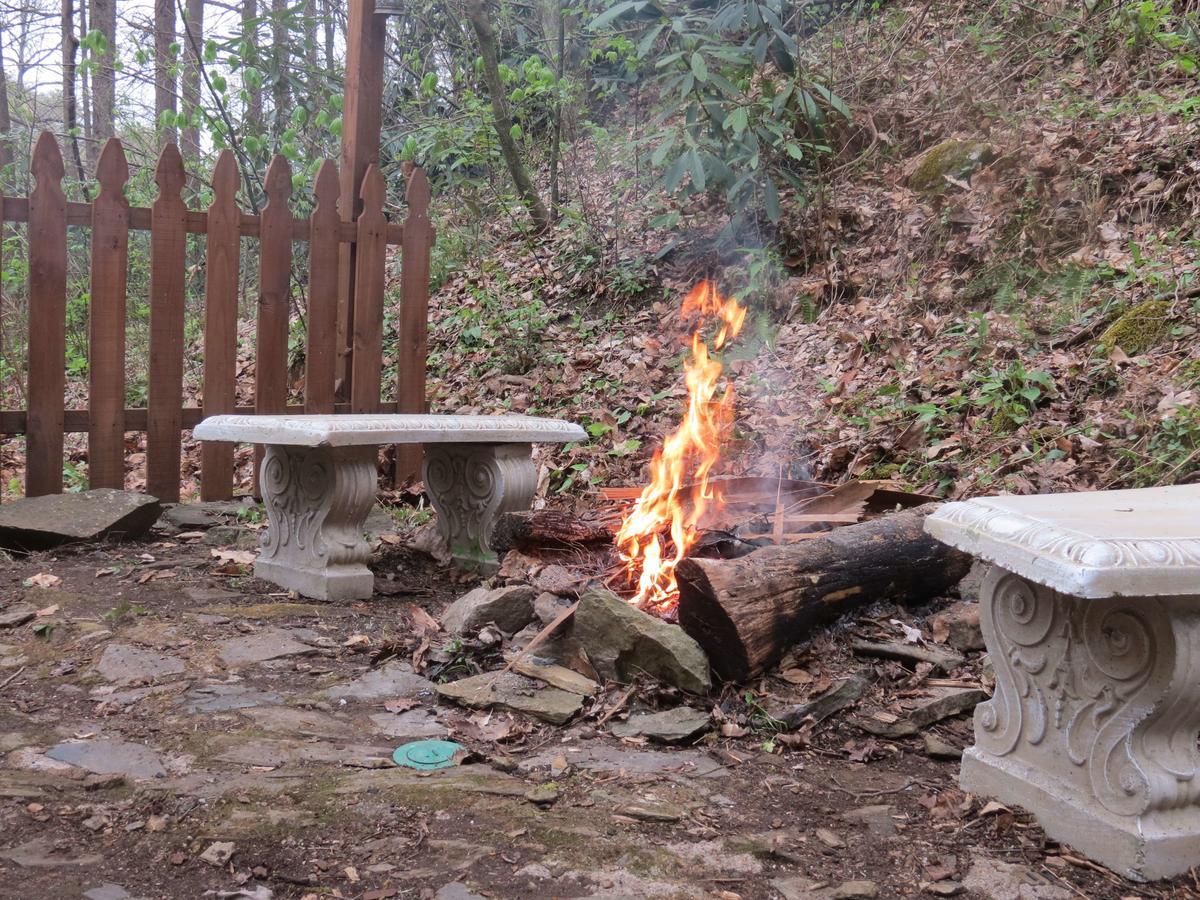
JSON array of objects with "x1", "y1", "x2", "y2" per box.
[
  {"x1": 422, "y1": 442, "x2": 535, "y2": 574},
  {"x1": 964, "y1": 566, "x2": 1200, "y2": 881},
  {"x1": 254, "y1": 444, "x2": 377, "y2": 601}
]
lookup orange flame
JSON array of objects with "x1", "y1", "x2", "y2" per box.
[{"x1": 616, "y1": 280, "x2": 747, "y2": 612}]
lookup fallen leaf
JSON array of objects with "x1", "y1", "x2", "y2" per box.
[{"x1": 24, "y1": 573, "x2": 62, "y2": 589}]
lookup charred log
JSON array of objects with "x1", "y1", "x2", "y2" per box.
[
  {"x1": 491, "y1": 510, "x2": 614, "y2": 553},
  {"x1": 675, "y1": 504, "x2": 971, "y2": 682}
]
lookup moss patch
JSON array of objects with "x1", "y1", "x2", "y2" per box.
[
  {"x1": 1096, "y1": 299, "x2": 1172, "y2": 356},
  {"x1": 908, "y1": 139, "x2": 995, "y2": 194}
]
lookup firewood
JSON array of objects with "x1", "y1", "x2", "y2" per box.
[
  {"x1": 675, "y1": 504, "x2": 971, "y2": 682},
  {"x1": 490, "y1": 510, "x2": 614, "y2": 552}
]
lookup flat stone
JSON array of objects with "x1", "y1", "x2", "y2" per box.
[
  {"x1": 160, "y1": 501, "x2": 245, "y2": 528},
  {"x1": 199, "y1": 841, "x2": 235, "y2": 867},
  {"x1": 6, "y1": 747, "x2": 83, "y2": 776},
  {"x1": 369, "y1": 709, "x2": 448, "y2": 740},
  {"x1": 533, "y1": 591, "x2": 575, "y2": 624},
  {"x1": 839, "y1": 804, "x2": 897, "y2": 838},
  {"x1": 519, "y1": 746, "x2": 727, "y2": 778},
  {"x1": 610, "y1": 707, "x2": 711, "y2": 743},
  {"x1": 616, "y1": 802, "x2": 685, "y2": 822},
  {"x1": 201, "y1": 526, "x2": 259, "y2": 548},
  {"x1": 859, "y1": 687, "x2": 986, "y2": 738},
  {"x1": 433, "y1": 883, "x2": 487, "y2": 900},
  {"x1": 509, "y1": 657, "x2": 599, "y2": 695},
  {"x1": 525, "y1": 782, "x2": 559, "y2": 805},
  {"x1": 772, "y1": 877, "x2": 827, "y2": 900},
  {"x1": 571, "y1": 587, "x2": 711, "y2": 694},
  {"x1": 441, "y1": 585, "x2": 536, "y2": 634},
  {"x1": 534, "y1": 565, "x2": 578, "y2": 596},
  {"x1": 0, "y1": 489, "x2": 162, "y2": 551},
  {"x1": 195, "y1": 413, "x2": 587, "y2": 446},
  {"x1": 0, "y1": 837, "x2": 103, "y2": 868},
  {"x1": 179, "y1": 683, "x2": 284, "y2": 713},
  {"x1": 215, "y1": 738, "x2": 392, "y2": 768},
  {"x1": 46, "y1": 739, "x2": 166, "y2": 780},
  {"x1": 923, "y1": 733, "x2": 964, "y2": 760},
  {"x1": 321, "y1": 662, "x2": 436, "y2": 702},
  {"x1": 437, "y1": 671, "x2": 584, "y2": 724},
  {"x1": 95, "y1": 643, "x2": 186, "y2": 684},
  {"x1": 237, "y1": 705, "x2": 353, "y2": 738},
  {"x1": 217, "y1": 629, "x2": 319, "y2": 666},
  {"x1": 334, "y1": 764, "x2": 527, "y2": 798},
  {"x1": 0, "y1": 602, "x2": 37, "y2": 628},
  {"x1": 831, "y1": 883, "x2": 879, "y2": 900},
  {"x1": 83, "y1": 884, "x2": 134, "y2": 900},
  {"x1": 961, "y1": 858, "x2": 1071, "y2": 900}
]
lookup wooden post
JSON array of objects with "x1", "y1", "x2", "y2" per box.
[
  {"x1": 199, "y1": 151, "x2": 241, "y2": 500},
  {"x1": 25, "y1": 133, "x2": 67, "y2": 497},
  {"x1": 253, "y1": 155, "x2": 294, "y2": 493},
  {"x1": 350, "y1": 165, "x2": 387, "y2": 414},
  {"x1": 146, "y1": 144, "x2": 188, "y2": 503},
  {"x1": 394, "y1": 167, "x2": 434, "y2": 484},
  {"x1": 305, "y1": 159, "x2": 341, "y2": 413},
  {"x1": 335, "y1": 0, "x2": 385, "y2": 401},
  {"x1": 88, "y1": 138, "x2": 130, "y2": 490}
]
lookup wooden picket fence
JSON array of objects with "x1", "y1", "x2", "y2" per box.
[{"x1": 0, "y1": 131, "x2": 433, "y2": 504}]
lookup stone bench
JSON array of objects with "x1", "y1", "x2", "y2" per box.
[
  {"x1": 925, "y1": 484, "x2": 1200, "y2": 881},
  {"x1": 193, "y1": 414, "x2": 586, "y2": 600}
]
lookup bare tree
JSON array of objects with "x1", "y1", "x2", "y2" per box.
[
  {"x1": 61, "y1": 0, "x2": 87, "y2": 182},
  {"x1": 0, "y1": 34, "x2": 12, "y2": 177},
  {"x1": 90, "y1": 0, "x2": 116, "y2": 147},
  {"x1": 465, "y1": 0, "x2": 550, "y2": 231},
  {"x1": 270, "y1": 0, "x2": 289, "y2": 136},
  {"x1": 181, "y1": 0, "x2": 204, "y2": 183},
  {"x1": 242, "y1": 0, "x2": 263, "y2": 131},
  {"x1": 155, "y1": 0, "x2": 177, "y2": 146}
]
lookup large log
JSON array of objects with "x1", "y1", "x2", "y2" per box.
[
  {"x1": 675, "y1": 504, "x2": 971, "y2": 682},
  {"x1": 491, "y1": 510, "x2": 614, "y2": 553}
]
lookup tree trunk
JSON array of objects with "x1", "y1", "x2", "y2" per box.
[
  {"x1": 0, "y1": 36, "x2": 12, "y2": 177},
  {"x1": 181, "y1": 0, "x2": 204, "y2": 187},
  {"x1": 78, "y1": 0, "x2": 93, "y2": 167},
  {"x1": 243, "y1": 0, "x2": 263, "y2": 131},
  {"x1": 61, "y1": 0, "x2": 87, "y2": 184},
  {"x1": 321, "y1": 0, "x2": 336, "y2": 74},
  {"x1": 90, "y1": 0, "x2": 116, "y2": 149},
  {"x1": 675, "y1": 505, "x2": 972, "y2": 682},
  {"x1": 464, "y1": 0, "x2": 551, "y2": 232},
  {"x1": 547, "y1": 0, "x2": 565, "y2": 215},
  {"x1": 155, "y1": 0, "x2": 177, "y2": 147},
  {"x1": 271, "y1": 0, "x2": 290, "y2": 137}
]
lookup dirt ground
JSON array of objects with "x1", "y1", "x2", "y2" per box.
[{"x1": 0, "y1": 507, "x2": 1195, "y2": 900}]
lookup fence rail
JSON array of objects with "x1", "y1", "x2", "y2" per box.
[{"x1": 0, "y1": 131, "x2": 434, "y2": 503}]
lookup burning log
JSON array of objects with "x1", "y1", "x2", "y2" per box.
[
  {"x1": 675, "y1": 504, "x2": 972, "y2": 682},
  {"x1": 490, "y1": 510, "x2": 614, "y2": 553}
]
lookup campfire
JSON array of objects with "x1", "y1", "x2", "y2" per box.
[{"x1": 614, "y1": 280, "x2": 747, "y2": 614}]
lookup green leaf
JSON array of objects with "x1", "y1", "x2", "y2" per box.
[
  {"x1": 690, "y1": 51, "x2": 707, "y2": 82},
  {"x1": 763, "y1": 177, "x2": 780, "y2": 221},
  {"x1": 637, "y1": 23, "x2": 665, "y2": 58},
  {"x1": 590, "y1": 1, "x2": 642, "y2": 31},
  {"x1": 651, "y1": 134, "x2": 676, "y2": 166},
  {"x1": 688, "y1": 148, "x2": 706, "y2": 191},
  {"x1": 728, "y1": 107, "x2": 748, "y2": 135},
  {"x1": 510, "y1": 123, "x2": 524, "y2": 141}
]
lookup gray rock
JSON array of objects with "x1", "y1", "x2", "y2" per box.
[
  {"x1": 437, "y1": 671, "x2": 584, "y2": 724},
  {"x1": 932, "y1": 601, "x2": 985, "y2": 651},
  {"x1": 776, "y1": 675, "x2": 869, "y2": 728},
  {"x1": 237, "y1": 706, "x2": 354, "y2": 738},
  {"x1": 217, "y1": 629, "x2": 319, "y2": 667},
  {"x1": 199, "y1": 841, "x2": 235, "y2": 867},
  {"x1": 370, "y1": 709, "x2": 448, "y2": 740},
  {"x1": 519, "y1": 745, "x2": 727, "y2": 778},
  {"x1": 0, "y1": 489, "x2": 161, "y2": 551},
  {"x1": 923, "y1": 733, "x2": 964, "y2": 760},
  {"x1": 440, "y1": 585, "x2": 536, "y2": 634},
  {"x1": 321, "y1": 662, "x2": 436, "y2": 702},
  {"x1": 533, "y1": 591, "x2": 575, "y2": 625},
  {"x1": 433, "y1": 883, "x2": 486, "y2": 900},
  {"x1": 831, "y1": 883, "x2": 879, "y2": 900},
  {"x1": 84, "y1": 884, "x2": 134, "y2": 900},
  {"x1": 364, "y1": 505, "x2": 397, "y2": 540},
  {"x1": 202, "y1": 525, "x2": 260, "y2": 549},
  {"x1": 159, "y1": 501, "x2": 244, "y2": 528},
  {"x1": 95, "y1": 643, "x2": 186, "y2": 684},
  {"x1": 610, "y1": 707, "x2": 711, "y2": 743},
  {"x1": 0, "y1": 837, "x2": 102, "y2": 867},
  {"x1": 571, "y1": 588, "x2": 710, "y2": 694},
  {"x1": 0, "y1": 602, "x2": 37, "y2": 628},
  {"x1": 533, "y1": 564, "x2": 577, "y2": 595},
  {"x1": 46, "y1": 739, "x2": 166, "y2": 780},
  {"x1": 179, "y1": 683, "x2": 283, "y2": 713},
  {"x1": 839, "y1": 804, "x2": 897, "y2": 838}
]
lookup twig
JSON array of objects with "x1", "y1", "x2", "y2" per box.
[
  {"x1": 596, "y1": 683, "x2": 637, "y2": 728},
  {"x1": 828, "y1": 776, "x2": 915, "y2": 800},
  {"x1": 0, "y1": 665, "x2": 27, "y2": 690}
]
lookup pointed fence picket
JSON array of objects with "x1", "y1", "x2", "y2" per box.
[{"x1": 0, "y1": 131, "x2": 435, "y2": 502}]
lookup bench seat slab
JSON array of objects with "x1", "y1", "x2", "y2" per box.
[
  {"x1": 927, "y1": 488, "x2": 1200, "y2": 881},
  {"x1": 256, "y1": 444, "x2": 376, "y2": 601}
]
